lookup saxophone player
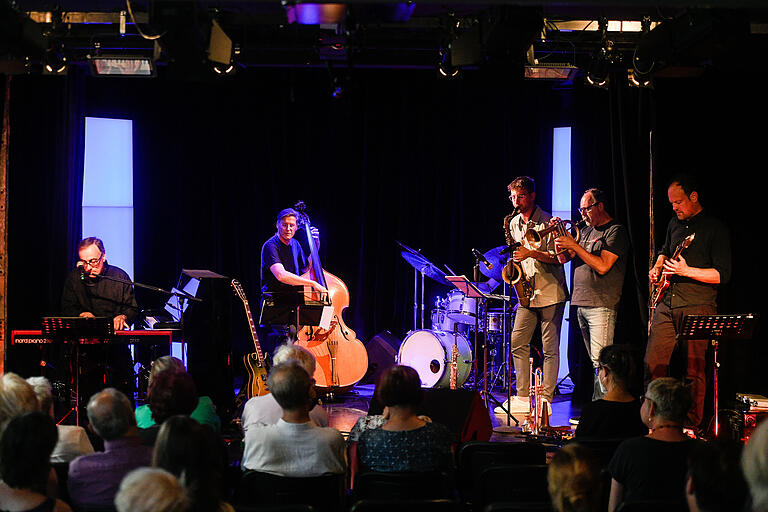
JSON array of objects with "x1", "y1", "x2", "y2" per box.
[{"x1": 495, "y1": 176, "x2": 569, "y2": 416}]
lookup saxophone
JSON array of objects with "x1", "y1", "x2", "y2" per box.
[{"x1": 502, "y1": 208, "x2": 533, "y2": 308}]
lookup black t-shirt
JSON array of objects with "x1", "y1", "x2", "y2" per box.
[
  {"x1": 260, "y1": 234, "x2": 308, "y2": 296},
  {"x1": 608, "y1": 437, "x2": 699, "y2": 505},
  {"x1": 575, "y1": 399, "x2": 648, "y2": 439},
  {"x1": 61, "y1": 262, "x2": 138, "y2": 324},
  {"x1": 659, "y1": 210, "x2": 731, "y2": 308}
]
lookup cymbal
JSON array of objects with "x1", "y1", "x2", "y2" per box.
[
  {"x1": 395, "y1": 240, "x2": 421, "y2": 257},
  {"x1": 400, "y1": 251, "x2": 450, "y2": 286},
  {"x1": 479, "y1": 246, "x2": 508, "y2": 282}
]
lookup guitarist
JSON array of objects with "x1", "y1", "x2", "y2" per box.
[
  {"x1": 260, "y1": 208, "x2": 328, "y2": 349},
  {"x1": 645, "y1": 175, "x2": 731, "y2": 431}
]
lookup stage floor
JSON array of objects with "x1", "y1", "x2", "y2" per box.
[{"x1": 320, "y1": 383, "x2": 581, "y2": 442}]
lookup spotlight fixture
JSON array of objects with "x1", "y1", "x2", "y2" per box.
[
  {"x1": 437, "y1": 47, "x2": 460, "y2": 79},
  {"x1": 630, "y1": 42, "x2": 654, "y2": 88},
  {"x1": 89, "y1": 55, "x2": 156, "y2": 77},
  {"x1": 43, "y1": 47, "x2": 67, "y2": 75},
  {"x1": 628, "y1": 69, "x2": 653, "y2": 88},
  {"x1": 586, "y1": 43, "x2": 612, "y2": 89}
]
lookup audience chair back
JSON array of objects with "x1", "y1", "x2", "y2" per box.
[
  {"x1": 615, "y1": 500, "x2": 688, "y2": 512},
  {"x1": 565, "y1": 437, "x2": 624, "y2": 469},
  {"x1": 234, "y1": 505, "x2": 315, "y2": 512},
  {"x1": 457, "y1": 441, "x2": 546, "y2": 500},
  {"x1": 353, "y1": 471, "x2": 454, "y2": 502},
  {"x1": 233, "y1": 471, "x2": 343, "y2": 512},
  {"x1": 483, "y1": 503, "x2": 554, "y2": 512},
  {"x1": 475, "y1": 464, "x2": 549, "y2": 512},
  {"x1": 350, "y1": 498, "x2": 461, "y2": 512}
]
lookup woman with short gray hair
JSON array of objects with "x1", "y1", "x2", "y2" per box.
[{"x1": 607, "y1": 378, "x2": 699, "y2": 512}]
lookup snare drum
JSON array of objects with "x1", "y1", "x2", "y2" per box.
[
  {"x1": 446, "y1": 289, "x2": 477, "y2": 325},
  {"x1": 397, "y1": 330, "x2": 472, "y2": 388}
]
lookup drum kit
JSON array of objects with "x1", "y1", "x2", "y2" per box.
[{"x1": 395, "y1": 241, "x2": 517, "y2": 392}]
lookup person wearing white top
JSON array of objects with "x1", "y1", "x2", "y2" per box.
[{"x1": 241, "y1": 362, "x2": 345, "y2": 477}]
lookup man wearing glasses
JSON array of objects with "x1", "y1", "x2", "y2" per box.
[
  {"x1": 495, "y1": 176, "x2": 569, "y2": 416},
  {"x1": 61, "y1": 237, "x2": 139, "y2": 398},
  {"x1": 556, "y1": 188, "x2": 629, "y2": 400},
  {"x1": 62, "y1": 237, "x2": 138, "y2": 330}
]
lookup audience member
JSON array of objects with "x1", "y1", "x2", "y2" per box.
[
  {"x1": 548, "y1": 443, "x2": 602, "y2": 512},
  {"x1": 138, "y1": 369, "x2": 198, "y2": 445},
  {"x1": 241, "y1": 362, "x2": 346, "y2": 476},
  {"x1": 241, "y1": 344, "x2": 328, "y2": 432},
  {"x1": 153, "y1": 415, "x2": 232, "y2": 512},
  {"x1": 575, "y1": 345, "x2": 647, "y2": 439},
  {"x1": 742, "y1": 420, "x2": 768, "y2": 512},
  {"x1": 26, "y1": 376, "x2": 94, "y2": 463},
  {"x1": 357, "y1": 365, "x2": 453, "y2": 473},
  {"x1": 0, "y1": 373, "x2": 38, "y2": 437},
  {"x1": 68, "y1": 388, "x2": 153, "y2": 510},
  {"x1": 135, "y1": 356, "x2": 220, "y2": 431},
  {"x1": 608, "y1": 377, "x2": 699, "y2": 512},
  {"x1": 0, "y1": 412, "x2": 72, "y2": 512},
  {"x1": 114, "y1": 468, "x2": 189, "y2": 512},
  {"x1": 686, "y1": 440, "x2": 748, "y2": 512}
]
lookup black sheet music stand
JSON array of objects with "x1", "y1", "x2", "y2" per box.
[
  {"x1": 259, "y1": 290, "x2": 330, "y2": 341},
  {"x1": 679, "y1": 313, "x2": 757, "y2": 438},
  {"x1": 42, "y1": 316, "x2": 114, "y2": 425},
  {"x1": 445, "y1": 275, "x2": 518, "y2": 427}
]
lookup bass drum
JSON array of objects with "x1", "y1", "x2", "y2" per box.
[{"x1": 397, "y1": 330, "x2": 472, "y2": 388}]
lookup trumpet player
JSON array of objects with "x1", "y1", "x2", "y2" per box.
[
  {"x1": 496, "y1": 176, "x2": 569, "y2": 416},
  {"x1": 555, "y1": 188, "x2": 630, "y2": 401}
]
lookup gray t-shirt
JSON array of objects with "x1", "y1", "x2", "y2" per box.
[{"x1": 571, "y1": 220, "x2": 629, "y2": 308}]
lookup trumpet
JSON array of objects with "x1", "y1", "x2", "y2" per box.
[{"x1": 524, "y1": 218, "x2": 586, "y2": 256}]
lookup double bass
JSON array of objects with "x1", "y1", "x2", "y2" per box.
[{"x1": 293, "y1": 202, "x2": 368, "y2": 392}]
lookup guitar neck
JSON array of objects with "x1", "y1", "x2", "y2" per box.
[{"x1": 241, "y1": 299, "x2": 265, "y2": 365}]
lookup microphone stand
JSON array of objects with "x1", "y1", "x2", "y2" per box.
[{"x1": 83, "y1": 270, "x2": 203, "y2": 305}]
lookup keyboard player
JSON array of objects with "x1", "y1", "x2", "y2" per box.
[{"x1": 61, "y1": 237, "x2": 138, "y2": 401}]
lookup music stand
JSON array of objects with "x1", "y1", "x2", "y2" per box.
[
  {"x1": 41, "y1": 316, "x2": 115, "y2": 425},
  {"x1": 678, "y1": 313, "x2": 757, "y2": 438},
  {"x1": 445, "y1": 275, "x2": 517, "y2": 426},
  {"x1": 259, "y1": 290, "x2": 332, "y2": 341}
]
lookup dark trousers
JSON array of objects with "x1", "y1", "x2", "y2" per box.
[{"x1": 644, "y1": 301, "x2": 715, "y2": 428}]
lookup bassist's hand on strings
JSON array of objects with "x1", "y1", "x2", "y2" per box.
[{"x1": 310, "y1": 227, "x2": 320, "y2": 249}]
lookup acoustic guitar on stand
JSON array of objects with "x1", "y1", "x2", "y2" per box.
[
  {"x1": 232, "y1": 279, "x2": 269, "y2": 398},
  {"x1": 650, "y1": 233, "x2": 695, "y2": 309}
]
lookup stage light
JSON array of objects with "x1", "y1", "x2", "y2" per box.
[
  {"x1": 628, "y1": 69, "x2": 653, "y2": 88},
  {"x1": 437, "y1": 47, "x2": 460, "y2": 79},
  {"x1": 43, "y1": 47, "x2": 67, "y2": 75},
  {"x1": 212, "y1": 63, "x2": 235, "y2": 75},
  {"x1": 90, "y1": 56, "x2": 156, "y2": 77},
  {"x1": 630, "y1": 41, "x2": 654, "y2": 88},
  {"x1": 586, "y1": 44, "x2": 612, "y2": 89}
]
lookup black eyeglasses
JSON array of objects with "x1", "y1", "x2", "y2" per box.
[
  {"x1": 578, "y1": 201, "x2": 601, "y2": 214},
  {"x1": 595, "y1": 364, "x2": 606, "y2": 376},
  {"x1": 79, "y1": 254, "x2": 103, "y2": 267},
  {"x1": 641, "y1": 395, "x2": 654, "y2": 404}
]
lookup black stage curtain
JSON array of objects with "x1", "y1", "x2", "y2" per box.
[{"x1": 5, "y1": 65, "x2": 766, "y2": 403}]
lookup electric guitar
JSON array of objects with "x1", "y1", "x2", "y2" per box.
[
  {"x1": 231, "y1": 279, "x2": 269, "y2": 398},
  {"x1": 650, "y1": 233, "x2": 695, "y2": 309}
]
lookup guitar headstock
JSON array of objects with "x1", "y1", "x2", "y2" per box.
[{"x1": 231, "y1": 279, "x2": 248, "y2": 303}]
